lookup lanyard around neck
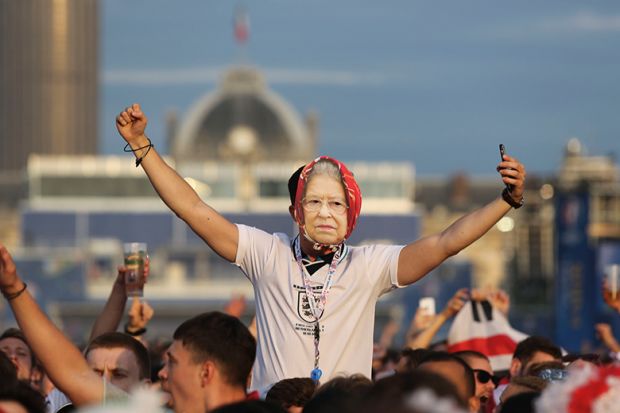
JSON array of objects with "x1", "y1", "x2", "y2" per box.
[{"x1": 293, "y1": 236, "x2": 342, "y2": 381}]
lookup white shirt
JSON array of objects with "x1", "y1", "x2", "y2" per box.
[{"x1": 235, "y1": 224, "x2": 403, "y2": 394}]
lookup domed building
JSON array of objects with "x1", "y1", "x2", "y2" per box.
[{"x1": 171, "y1": 66, "x2": 316, "y2": 162}]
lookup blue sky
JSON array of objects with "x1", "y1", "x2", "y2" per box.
[{"x1": 100, "y1": 0, "x2": 620, "y2": 176}]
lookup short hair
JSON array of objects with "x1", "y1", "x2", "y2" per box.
[
  {"x1": 0, "y1": 380, "x2": 47, "y2": 413},
  {"x1": 0, "y1": 328, "x2": 36, "y2": 367},
  {"x1": 265, "y1": 377, "x2": 317, "y2": 409},
  {"x1": 398, "y1": 348, "x2": 433, "y2": 372},
  {"x1": 365, "y1": 371, "x2": 467, "y2": 411},
  {"x1": 452, "y1": 350, "x2": 490, "y2": 365},
  {"x1": 525, "y1": 360, "x2": 565, "y2": 378},
  {"x1": 509, "y1": 376, "x2": 548, "y2": 392},
  {"x1": 513, "y1": 336, "x2": 562, "y2": 366},
  {"x1": 417, "y1": 351, "x2": 475, "y2": 401},
  {"x1": 85, "y1": 332, "x2": 150, "y2": 380},
  {"x1": 173, "y1": 311, "x2": 256, "y2": 389},
  {"x1": 499, "y1": 391, "x2": 540, "y2": 413},
  {"x1": 316, "y1": 374, "x2": 373, "y2": 397}
]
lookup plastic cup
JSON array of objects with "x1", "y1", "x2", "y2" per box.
[{"x1": 123, "y1": 242, "x2": 147, "y2": 297}]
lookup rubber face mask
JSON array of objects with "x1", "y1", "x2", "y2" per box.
[{"x1": 293, "y1": 156, "x2": 362, "y2": 248}]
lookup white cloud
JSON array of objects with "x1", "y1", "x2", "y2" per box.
[
  {"x1": 102, "y1": 66, "x2": 388, "y2": 87},
  {"x1": 539, "y1": 11, "x2": 620, "y2": 32}
]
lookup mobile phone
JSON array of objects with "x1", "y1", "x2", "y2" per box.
[
  {"x1": 499, "y1": 144, "x2": 514, "y2": 192},
  {"x1": 419, "y1": 297, "x2": 436, "y2": 316}
]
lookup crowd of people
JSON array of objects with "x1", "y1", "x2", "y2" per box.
[{"x1": 1, "y1": 104, "x2": 620, "y2": 412}]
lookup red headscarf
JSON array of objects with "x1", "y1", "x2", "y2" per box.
[{"x1": 293, "y1": 156, "x2": 362, "y2": 244}]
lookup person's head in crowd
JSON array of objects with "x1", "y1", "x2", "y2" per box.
[
  {"x1": 509, "y1": 336, "x2": 561, "y2": 378},
  {"x1": 396, "y1": 348, "x2": 432, "y2": 373},
  {"x1": 373, "y1": 348, "x2": 400, "y2": 379},
  {"x1": 496, "y1": 376, "x2": 547, "y2": 412},
  {"x1": 0, "y1": 380, "x2": 47, "y2": 413},
  {"x1": 316, "y1": 374, "x2": 372, "y2": 397},
  {"x1": 417, "y1": 352, "x2": 478, "y2": 412},
  {"x1": 302, "y1": 374, "x2": 373, "y2": 413},
  {"x1": 0, "y1": 350, "x2": 18, "y2": 384},
  {"x1": 453, "y1": 350, "x2": 498, "y2": 411},
  {"x1": 158, "y1": 311, "x2": 256, "y2": 413},
  {"x1": 149, "y1": 338, "x2": 172, "y2": 382},
  {"x1": 525, "y1": 360, "x2": 566, "y2": 382},
  {"x1": 265, "y1": 377, "x2": 317, "y2": 413},
  {"x1": 210, "y1": 400, "x2": 286, "y2": 413},
  {"x1": 0, "y1": 328, "x2": 35, "y2": 382},
  {"x1": 84, "y1": 332, "x2": 151, "y2": 393},
  {"x1": 498, "y1": 391, "x2": 540, "y2": 413},
  {"x1": 363, "y1": 371, "x2": 467, "y2": 413}
]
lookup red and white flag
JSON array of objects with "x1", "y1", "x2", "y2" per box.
[
  {"x1": 447, "y1": 300, "x2": 528, "y2": 371},
  {"x1": 234, "y1": 7, "x2": 250, "y2": 44}
]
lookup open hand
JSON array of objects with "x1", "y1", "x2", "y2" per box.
[{"x1": 442, "y1": 288, "x2": 469, "y2": 318}]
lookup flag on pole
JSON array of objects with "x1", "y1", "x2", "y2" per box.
[{"x1": 234, "y1": 6, "x2": 249, "y2": 44}]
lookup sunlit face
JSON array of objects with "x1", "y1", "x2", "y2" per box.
[
  {"x1": 466, "y1": 356, "x2": 495, "y2": 408},
  {"x1": 158, "y1": 340, "x2": 205, "y2": 413},
  {"x1": 86, "y1": 347, "x2": 143, "y2": 393},
  {"x1": 301, "y1": 174, "x2": 348, "y2": 246},
  {"x1": 0, "y1": 337, "x2": 33, "y2": 381}
]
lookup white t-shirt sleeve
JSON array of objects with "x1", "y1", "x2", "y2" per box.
[
  {"x1": 235, "y1": 223, "x2": 286, "y2": 284},
  {"x1": 359, "y1": 243, "x2": 405, "y2": 297}
]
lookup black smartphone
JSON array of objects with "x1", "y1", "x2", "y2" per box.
[{"x1": 499, "y1": 144, "x2": 513, "y2": 192}]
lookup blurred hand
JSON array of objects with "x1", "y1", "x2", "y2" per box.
[
  {"x1": 595, "y1": 323, "x2": 614, "y2": 340},
  {"x1": 487, "y1": 289, "x2": 510, "y2": 316},
  {"x1": 412, "y1": 306, "x2": 435, "y2": 332},
  {"x1": 441, "y1": 288, "x2": 468, "y2": 318},
  {"x1": 116, "y1": 103, "x2": 148, "y2": 143},
  {"x1": 472, "y1": 287, "x2": 510, "y2": 316},
  {"x1": 127, "y1": 297, "x2": 154, "y2": 332},
  {"x1": 0, "y1": 245, "x2": 20, "y2": 293},
  {"x1": 224, "y1": 294, "x2": 246, "y2": 318},
  {"x1": 602, "y1": 280, "x2": 620, "y2": 313}
]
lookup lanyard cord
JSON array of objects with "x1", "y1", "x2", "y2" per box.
[{"x1": 294, "y1": 236, "x2": 342, "y2": 380}]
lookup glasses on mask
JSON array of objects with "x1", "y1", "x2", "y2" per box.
[
  {"x1": 302, "y1": 197, "x2": 348, "y2": 215},
  {"x1": 473, "y1": 369, "x2": 500, "y2": 387}
]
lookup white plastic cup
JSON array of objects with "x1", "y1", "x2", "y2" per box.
[{"x1": 123, "y1": 242, "x2": 147, "y2": 297}]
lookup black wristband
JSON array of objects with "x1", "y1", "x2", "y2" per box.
[
  {"x1": 502, "y1": 187, "x2": 524, "y2": 209},
  {"x1": 124, "y1": 323, "x2": 147, "y2": 337},
  {"x1": 2, "y1": 283, "x2": 27, "y2": 301}
]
